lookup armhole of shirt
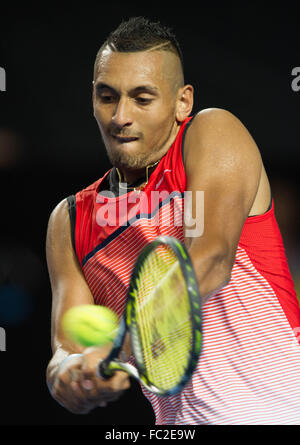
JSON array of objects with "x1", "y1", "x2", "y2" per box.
[
  {"x1": 181, "y1": 115, "x2": 196, "y2": 162},
  {"x1": 248, "y1": 197, "x2": 272, "y2": 216},
  {"x1": 66, "y1": 195, "x2": 76, "y2": 252}
]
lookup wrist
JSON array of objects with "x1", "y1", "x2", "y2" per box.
[
  {"x1": 57, "y1": 353, "x2": 83, "y2": 373},
  {"x1": 47, "y1": 353, "x2": 83, "y2": 389}
]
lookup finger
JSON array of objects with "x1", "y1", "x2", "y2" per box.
[
  {"x1": 58, "y1": 385, "x2": 95, "y2": 414},
  {"x1": 56, "y1": 360, "x2": 82, "y2": 390},
  {"x1": 53, "y1": 362, "x2": 101, "y2": 414},
  {"x1": 81, "y1": 345, "x2": 113, "y2": 380},
  {"x1": 52, "y1": 386, "x2": 83, "y2": 413},
  {"x1": 70, "y1": 379, "x2": 101, "y2": 407},
  {"x1": 79, "y1": 379, "x2": 101, "y2": 400},
  {"x1": 100, "y1": 370, "x2": 131, "y2": 392},
  {"x1": 81, "y1": 379, "x2": 94, "y2": 391},
  {"x1": 74, "y1": 376, "x2": 109, "y2": 403}
]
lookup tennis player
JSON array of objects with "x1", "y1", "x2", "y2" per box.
[{"x1": 46, "y1": 17, "x2": 300, "y2": 424}]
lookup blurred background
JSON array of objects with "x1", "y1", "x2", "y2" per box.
[{"x1": 0, "y1": 3, "x2": 299, "y2": 425}]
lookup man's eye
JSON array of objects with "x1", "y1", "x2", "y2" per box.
[
  {"x1": 136, "y1": 97, "x2": 152, "y2": 105},
  {"x1": 99, "y1": 94, "x2": 115, "y2": 103}
]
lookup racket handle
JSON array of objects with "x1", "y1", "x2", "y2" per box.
[
  {"x1": 97, "y1": 359, "x2": 113, "y2": 379},
  {"x1": 97, "y1": 359, "x2": 139, "y2": 379},
  {"x1": 97, "y1": 359, "x2": 163, "y2": 394}
]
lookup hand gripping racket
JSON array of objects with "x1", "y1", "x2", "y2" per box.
[{"x1": 97, "y1": 236, "x2": 202, "y2": 396}]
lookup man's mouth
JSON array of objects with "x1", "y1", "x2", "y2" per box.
[{"x1": 111, "y1": 135, "x2": 139, "y2": 143}]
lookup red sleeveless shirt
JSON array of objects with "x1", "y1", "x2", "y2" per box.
[{"x1": 68, "y1": 116, "x2": 300, "y2": 425}]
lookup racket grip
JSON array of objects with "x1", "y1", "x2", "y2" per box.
[
  {"x1": 97, "y1": 359, "x2": 113, "y2": 379},
  {"x1": 98, "y1": 358, "x2": 138, "y2": 379}
]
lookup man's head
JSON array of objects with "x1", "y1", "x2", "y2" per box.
[{"x1": 92, "y1": 17, "x2": 193, "y2": 179}]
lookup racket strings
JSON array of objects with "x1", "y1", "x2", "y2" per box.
[{"x1": 133, "y1": 245, "x2": 193, "y2": 391}]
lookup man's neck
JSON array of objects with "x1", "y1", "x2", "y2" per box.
[
  {"x1": 116, "y1": 160, "x2": 160, "y2": 187},
  {"x1": 116, "y1": 120, "x2": 181, "y2": 184}
]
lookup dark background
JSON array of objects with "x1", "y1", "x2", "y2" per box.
[{"x1": 0, "y1": 3, "x2": 299, "y2": 425}]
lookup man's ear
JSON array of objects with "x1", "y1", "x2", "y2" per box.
[{"x1": 176, "y1": 85, "x2": 194, "y2": 122}]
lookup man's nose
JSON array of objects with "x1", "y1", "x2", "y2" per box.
[{"x1": 111, "y1": 97, "x2": 133, "y2": 129}]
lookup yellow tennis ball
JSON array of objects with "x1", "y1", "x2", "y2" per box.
[{"x1": 62, "y1": 304, "x2": 119, "y2": 347}]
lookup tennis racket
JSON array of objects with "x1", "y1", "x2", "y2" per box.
[{"x1": 97, "y1": 236, "x2": 202, "y2": 396}]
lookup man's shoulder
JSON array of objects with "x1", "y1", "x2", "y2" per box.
[
  {"x1": 190, "y1": 107, "x2": 247, "y2": 134},
  {"x1": 185, "y1": 107, "x2": 262, "y2": 162}
]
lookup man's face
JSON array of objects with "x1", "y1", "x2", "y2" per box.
[{"x1": 93, "y1": 48, "x2": 182, "y2": 171}]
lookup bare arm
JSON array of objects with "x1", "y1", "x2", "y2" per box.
[
  {"x1": 46, "y1": 199, "x2": 94, "y2": 357},
  {"x1": 46, "y1": 199, "x2": 130, "y2": 413},
  {"x1": 183, "y1": 108, "x2": 271, "y2": 303}
]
